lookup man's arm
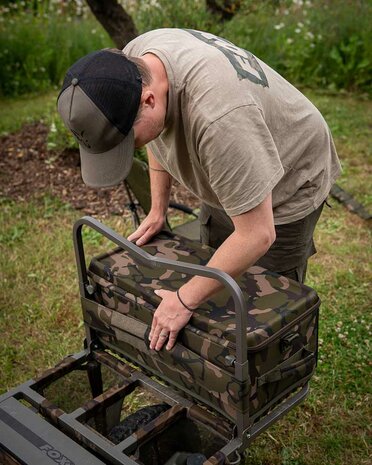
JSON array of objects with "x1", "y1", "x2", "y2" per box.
[
  {"x1": 149, "y1": 193, "x2": 276, "y2": 351},
  {"x1": 128, "y1": 147, "x2": 172, "y2": 245}
]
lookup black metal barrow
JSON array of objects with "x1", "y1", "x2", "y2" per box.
[{"x1": 0, "y1": 216, "x2": 319, "y2": 465}]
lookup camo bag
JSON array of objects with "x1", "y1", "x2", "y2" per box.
[{"x1": 84, "y1": 232, "x2": 319, "y2": 424}]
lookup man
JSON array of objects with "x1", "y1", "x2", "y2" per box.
[{"x1": 58, "y1": 28, "x2": 341, "y2": 353}]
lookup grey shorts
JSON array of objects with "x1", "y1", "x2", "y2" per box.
[{"x1": 199, "y1": 203, "x2": 325, "y2": 283}]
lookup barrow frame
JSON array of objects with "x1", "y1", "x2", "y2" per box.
[{"x1": 0, "y1": 216, "x2": 311, "y2": 465}]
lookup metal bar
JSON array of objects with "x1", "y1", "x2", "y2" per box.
[
  {"x1": 92, "y1": 351, "x2": 135, "y2": 379},
  {"x1": 86, "y1": 361, "x2": 104, "y2": 398},
  {"x1": 76, "y1": 383, "x2": 134, "y2": 422},
  {"x1": 92, "y1": 350, "x2": 195, "y2": 409},
  {"x1": 32, "y1": 351, "x2": 88, "y2": 390},
  {"x1": 58, "y1": 414, "x2": 139, "y2": 465},
  {"x1": 244, "y1": 384, "x2": 310, "y2": 447}
]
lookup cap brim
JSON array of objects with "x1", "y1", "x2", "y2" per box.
[{"x1": 80, "y1": 129, "x2": 135, "y2": 188}]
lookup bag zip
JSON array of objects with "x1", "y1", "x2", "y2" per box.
[{"x1": 243, "y1": 300, "x2": 320, "y2": 353}]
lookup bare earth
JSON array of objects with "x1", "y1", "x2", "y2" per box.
[{"x1": 0, "y1": 123, "x2": 199, "y2": 217}]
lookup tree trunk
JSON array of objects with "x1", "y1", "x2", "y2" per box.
[
  {"x1": 86, "y1": 0, "x2": 138, "y2": 49},
  {"x1": 206, "y1": 0, "x2": 241, "y2": 20}
]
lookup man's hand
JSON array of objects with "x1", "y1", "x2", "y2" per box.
[
  {"x1": 127, "y1": 210, "x2": 166, "y2": 246},
  {"x1": 149, "y1": 289, "x2": 193, "y2": 351}
]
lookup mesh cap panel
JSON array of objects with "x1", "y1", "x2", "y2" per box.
[{"x1": 59, "y1": 50, "x2": 142, "y2": 136}]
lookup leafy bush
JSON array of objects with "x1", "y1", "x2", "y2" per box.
[
  {"x1": 221, "y1": 0, "x2": 371, "y2": 93},
  {"x1": 0, "y1": 0, "x2": 370, "y2": 97},
  {"x1": 125, "y1": 0, "x2": 371, "y2": 93},
  {"x1": 125, "y1": 0, "x2": 222, "y2": 36},
  {"x1": 0, "y1": 6, "x2": 112, "y2": 96}
]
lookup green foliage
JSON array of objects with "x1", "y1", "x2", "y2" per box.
[
  {"x1": 221, "y1": 0, "x2": 371, "y2": 93},
  {"x1": 0, "y1": 0, "x2": 370, "y2": 96},
  {"x1": 0, "y1": 7, "x2": 113, "y2": 97},
  {"x1": 126, "y1": 0, "x2": 222, "y2": 35}
]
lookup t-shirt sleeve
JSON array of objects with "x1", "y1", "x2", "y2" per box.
[{"x1": 198, "y1": 104, "x2": 284, "y2": 217}]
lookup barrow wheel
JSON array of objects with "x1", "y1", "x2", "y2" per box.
[{"x1": 108, "y1": 403, "x2": 170, "y2": 444}]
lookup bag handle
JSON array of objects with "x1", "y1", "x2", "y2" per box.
[{"x1": 258, "y1": 350, "x2": 315, "y2": 387}]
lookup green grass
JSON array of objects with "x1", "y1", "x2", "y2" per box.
[
  {"x1": 304, "y1": 90, "x2": 372, "y2": 207},
  {"x1": 0, "y1": 91, "x2": 57, "y2": 136},
  {"x1": 0, "y1": 90, "x2": 371, "y2": 464},
  {"x1": 0, "y1": 196, "x2": 131, "y2": 389}
]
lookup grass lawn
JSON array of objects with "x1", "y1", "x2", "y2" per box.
[
  {"x1": 0, "y1": 91, "x2": 57, "y2": 136},
  {"x1": 0, "y1": 90, "x2": 371, "y2": 465}
]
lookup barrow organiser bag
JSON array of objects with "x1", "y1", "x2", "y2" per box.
[{"x1": 84, "y1": 230, "x2": 320, "y2": 424}]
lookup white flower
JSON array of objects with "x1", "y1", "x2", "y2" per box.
[
  {"x1": 295, "y1": 28, "x2": 301, "y2": 33},
  {"x1": 91, "y1": 29, "x2": 97, "y2": 34},
  {"x1": 287, "y1": 38, "x2": 294, "y2": 44},
  {"x1": 50, "y1": 123, "x2": 57, "y2": 133},
  {"x1": 297, "y1": 22, "x2": 304, "y2": 28},
  {"x1": 284, "y1": 9, "x2": 289, "y2": 15},
  {"x1": 274, "y1": 23, "x2": 285, "y2": 30}
]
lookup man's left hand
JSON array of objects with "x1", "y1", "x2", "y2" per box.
[{"x1": 149, "y1": 289, "x2": 193, "y2": 351}]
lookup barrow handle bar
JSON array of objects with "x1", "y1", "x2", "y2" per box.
[{"x1": 73, "y1": 216, "x2": 248, "y2": 381}]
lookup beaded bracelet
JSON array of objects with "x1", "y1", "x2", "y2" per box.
[{"x1": 176, "y1": 289, "x2": 194, "y2": 312}]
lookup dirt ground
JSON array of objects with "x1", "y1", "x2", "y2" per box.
[{"x1": 0, "y1": 123, "x2": 199, "y2": 217}]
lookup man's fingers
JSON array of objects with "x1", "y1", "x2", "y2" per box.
[
  {"x1": 154, "y1": 289, "x2": 166, "y2": 299},
  {"x1": 127, "y1": 225, "x2": 149, "y2": 242},
  {"x1": 128, "y1": 226, "x2": 158, "y2": 246},
  {"x1": 135, "y1": 229, "x2": 154, "y2": 246},
  {"x1": 154, "y1": 330, "x2": 169, "y2": 351},
  {"x1": 149, "y1": 324, "x2": 163, "y2": 350},
  {"x1": 166, "y1": 331, "x2": 178, "y2": 351},
  {"x1": 148, "y1": 314, "x2": 158, "y2": 341}
]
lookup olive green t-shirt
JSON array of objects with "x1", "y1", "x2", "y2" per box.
[{"x1": 124, "y1": 29, "x2": 341, "y2": 224}]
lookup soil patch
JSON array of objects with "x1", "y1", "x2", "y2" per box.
[{"x1": 0, "y1": 123, "x2": 199, "y2": 217}]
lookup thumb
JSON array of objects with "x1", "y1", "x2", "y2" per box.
[{"x1": 154, "y1": 289, "x2": 166, "y2": 299}]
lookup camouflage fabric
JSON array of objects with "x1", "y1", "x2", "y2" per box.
[{"x1": 87, "y1": 232, "x2": 319, "y2": 422}]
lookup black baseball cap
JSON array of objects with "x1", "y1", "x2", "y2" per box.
[{"x1": 57, "y1": 50, "x2": 142, "y2": 188}]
